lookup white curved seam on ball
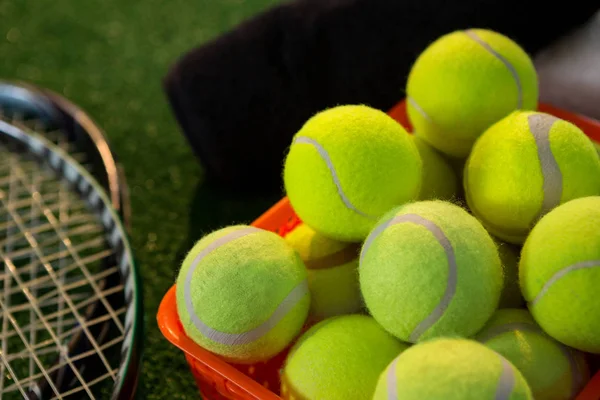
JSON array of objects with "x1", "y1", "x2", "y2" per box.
[
  {"x1": 386, "y1": 356, "x2": 400, "y2": 399},
  {"x1": 476, "y1": 320, "x2": 582, "y2": 395},
  {"x1": 407, "y1": 96, "x2": 433, "y2": 123},
  {"x1": 361, "y1": 213, "x2": 458, "y2": 342},
  {"x1": 184, "y1": 227, "x2": 310, "y2": 346},
  {"x1": 528, "y1": 114, "x2": 562, "y2": 220},
  {"x1": 293, "y1": 136, "x2": 377, "y2": 219},
  {"x1": 531, "y1": 260, "x2": 600, "y2": 306},
  {"x1": 496, "y1": 356, "x2": 517, "y2": 400},
  {"x1": 465, "y1": 29, "x2": 523, "y2": 108}
]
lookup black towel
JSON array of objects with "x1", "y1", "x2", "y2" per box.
[{"x1": 163, "y1": 0, "x2": 597, "y2": 194}]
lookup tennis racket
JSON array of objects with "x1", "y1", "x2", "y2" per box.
[{"x1": 0, "y1": 105, "x2": 141, "y2": 397}]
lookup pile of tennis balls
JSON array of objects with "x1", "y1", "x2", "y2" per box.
[{"x1": 175, "y1": 28, "x2": 600, "y2": 400}]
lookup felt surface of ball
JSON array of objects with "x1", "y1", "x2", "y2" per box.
[
  {"x1": 284, "y1": 223, "x2": 363, "y2": 322},
  {"x1": 280, "y1": 314, "x2": 408, "y2": 400},
  {"x1": 373, "y1": 338, "x2": 533, "y2": 400},
  {"x1": 496, "y1": 241, "x2": 524, "y2": 308},
  {"x1": 359, "y1": 200, "x2": 503, "y2": 343},
  {"x1": 475, "y1": 308, "x2": 590, "y2": 400},
  {"x1": 283, "y1": 104, "x2": 422, "y2": 241},
  {"x1": 406, "y1": 28, "x2": 538, "y2": 158},
  {"x1": 176, "y1": 225, "x2": 310, "y2": 363},
  {"x1": 465, "y1": 111, "x2": 600, "y2": 244},
  {"x1": 520, "y1": 196, "x2": 600, "y2": 354},
  {"x1": 413, "y1": 135, "x2": 459, "y2": 200}
]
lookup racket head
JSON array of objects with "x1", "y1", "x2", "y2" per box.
[
  {"x1": 0, "y1": 80, "x2": 130, "y2": 228},
  {"x1": 0, "y1": 109, "x2": 142, "y2": 398}
]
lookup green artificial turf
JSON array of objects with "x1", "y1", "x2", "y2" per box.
[{"x1": 1, "y1": 0, "x2": 283, "y2": 398}]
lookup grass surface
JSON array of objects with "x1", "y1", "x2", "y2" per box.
[{"x1": 1, "y1": 0, "x2": 282, "y2": 398}]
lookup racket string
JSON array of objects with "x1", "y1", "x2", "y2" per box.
[
  {"x1": 0, "y1": 237, "x2": 111, "y2": 278},
  {"x1": 1, "y1": 280, "x2": 124, "y2": 343},
  {"x1": 0, "y1": 141, "x2": 125, "y2": 399},
  {"x1": 0, "y1": 253, "x2": 117, "y2": 297},
  {"x1": 0, "y1": 198, "x2": 90, "y2": 232},
  {"x1": 3, "y1": 320, "x2": 125, "y2": 393},
  {"x1": 0, "y1": 115, "x2": 90, "y2": 167},
  {"x1": 1, "y1": 155, "x2": 95, "y2": 399},
  {"x1": 52, "y1": 367, "x2": 121, "y2": 400},
  {"x1": 0, "y1": 230, "x2": 109, "y2": 399},
  {"x1": 1, "y1": 148, "x2": 30, "y2": 397},
  {"x1": 1, "y1": 152, "x2": 125, "y2": 332},
  {"x1": 0, "y1": 252, "x2": 116, "y2": 399}
]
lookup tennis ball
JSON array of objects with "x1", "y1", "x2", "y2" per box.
[
  {"x1": 413, "y1": 135, "x2": 459, "y2": 200},
  {"x1": 359, "y1": 200, "x2": 503, "y2": 343},
  {"x1": 520, "y1": 196, "x2": 600, "y2": 354},
  {"x1": 474, "y1": 308, "x2": 590, "y2": 400},
  {"x1": 465, "y1": 111, "x2": 600, "y2": 244},
  {"x1": 284, "y1": 223, "x2": 362, "y2": 322},
  {"x1": 496, "y1": 240, "x2": 525, "y2": 308},
  {"x1": 176, "y1": 225, "x2": 310, "y2": 364},
  {"x1": 594, "y1": 140, "x2": 600, "y2": 157},
  {"x1": 283, "y1": 104, "x2": 422, "y2": 242},
  {"x1": 280, "y1": 314, "x2": 408, "y2": 400},
  {"x1": 407, "y1": 28, "x2": 538, "y2": 158},
  {"x1": 373, "y1": 337, "x2": 533, "y2": 400}
]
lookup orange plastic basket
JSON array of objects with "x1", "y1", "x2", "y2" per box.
[{"x1": 158, "y1": 100, "x2": 600, "y2": 400}]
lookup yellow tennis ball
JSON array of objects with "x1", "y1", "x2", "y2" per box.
[
  {"x1": 594, "y1": 140, "x2": 600, "y2": 157},
  {"x1": 520, "y1": 196, "x2": 600, "y2": 354},
  {"x1": 474, "y1": 308, "x2": 590, "y2": 400},
  {"x1": 495, "y1": 240, "x2": 525, "y2": 308},
  {"x1": 465, "y1": 111, "x2": 600, "y2": 244},
  {"x1": 413, "y1": 135, "x2": 459, "y2": 200},
  {"x1": 176, "y1": 225, "x2": 310, "y2": 364},
  {"x1": 283, "y1": 104, "x2": 423, "y2": 242},
  {"x1": 373, "y1": 337, "x2": 533, "y2": 400},
  {"x1": 284, "y1": 223, "x2": 363, "y2": 322},
  {"x1": 359, "y1": 200, "x2": 503, "y2": 343},
  {"x1": 280, "y1": 314, "x2": 408, "y2": 400},
  {"x1": 407, "y1": 28, "x2": 538, "y2": 158}
]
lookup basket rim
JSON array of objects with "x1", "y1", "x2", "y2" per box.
[{"x1": 157, "y1": 285, "x2": 281, "y2": 400}]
